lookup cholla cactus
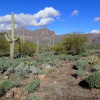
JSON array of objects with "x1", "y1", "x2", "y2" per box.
[{"x1": 5, "y1": 12, "x2": 18, "y2": 60}]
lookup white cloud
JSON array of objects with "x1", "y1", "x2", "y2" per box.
[
  {"x1": 91, "y1": 30, "x2": 100, "y2": 33},
  {"x1": 94, "y1": 17, "x2": 100, "y2": 22},
  {"x1": 0, "y1": 7, "x2": 60, "y2": 31},
  {"x1": 57, "y1": 17, "x2": 61, "y2": 19},
  {"x1": 71, "y1": 10, "x2": 79, "y2": 17}
]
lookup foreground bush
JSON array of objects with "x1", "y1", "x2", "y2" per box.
[
  {"x1": 86, "y1": 72, "x2": 100, "y2": 89},
  {"x1": 23, "y1": 95, "x2": 40, "y2": 100},
  {"x1": 0, "y1": 80, "x2": 13, "y2": 91},
  {"x1": 0, "y1": 87, "x2": 5, "y2": 97},
  {"x1": 75, "y1": 70, "x2": 87, "y2": 77},
  {"x1": 27, "y1": 79, "x2": 40, "y2": 93}
]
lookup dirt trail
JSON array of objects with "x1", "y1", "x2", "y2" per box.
[{"x1": 40, "y1": 62, "x2": 96, "y2": 100}]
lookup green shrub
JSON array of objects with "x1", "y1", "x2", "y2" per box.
[
  {"x1": 75, "y1": 70, "x2": 87, "y2": 77},
  {"x1": 14, "y1": 44, "x2": 20, "y2": 57},
  {"x1": 63, "y1": 33, "x2": 89, "y2": 55},
  {"x1": 94, "y1": 49, "x2": 100, "y2": 53},
  {"x1": 88, "y1": 57, "x2": 99, "y2": 65},
  {"x1": 86, "y1": 72, "x2": 100, "y2": 89},
  {"x1": 52, "y1": 43, "x2": 66, "y2": 54},
  {"x1": 41, "y1": 63, "x2": 55, "y2": 73},
  {"x1": 20, "y1": 41, "x2": 36, "y2": 57},
  {"x1": 38, "y1": 70, "x2": 46, "y2": 75},
  {"x1": 75, "y1": 60, "x2": 89, "y2": 70},
  {"x1": 0, "y1": 33, "x2": 10, "y2": 56},
  {"x1": 29, "y1": 67, "x2": 39, "y2": 74},
  {"x1": 0, "y1": 80, "x2": 13, "y2": 91},
  {"x1": 27, "y1": 79, "x2": 40, "y2": 93},
  {"x1": 23, "y1": 95, "x2": 40, "y2": 100},
  {"x1": 15, "y1": 63, "x2": 29, "y2": 78},
  {"x1": 79, "y1": 52, "x2": 89, "y2": 57},
  {"x1": 0, "y1": 87, "x2": 5, "y2": 97},
  {"x1": 89, "y1": 65, "x2": 100, "y2": 72}
]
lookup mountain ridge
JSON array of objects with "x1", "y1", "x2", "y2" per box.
[{"x1": 1, "y1": 28, "x2": 100, "y2": 45}]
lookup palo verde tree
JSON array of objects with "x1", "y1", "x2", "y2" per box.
[
  {"x1": 63, "y1": 32, "x2": 89, "y2": 55},
  {"x1": 5, "y1": 12, "x2": 18, "y2": 60},
  {"x1": 53, "y1": 32, "x2": 89, "y2": 55}
]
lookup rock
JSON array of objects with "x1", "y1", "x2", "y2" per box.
[
  {"x1": 15, "y1": 88, "x2": 22, "y2": 99},
  {"x1": 6, "y1": 90, "x2": 14, "y2": 99},
  {"x1": 38, "y1": 74, "x2": 46, "y2": 80},
  {"x1": 11, "y1": 88, "x2": 17, "y2": 93},
  {"x1": 53, "y1": 81, "x2": 56, "y2": 85}
]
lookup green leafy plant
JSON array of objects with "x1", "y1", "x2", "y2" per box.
[
  {"x1": 75, "y1": 70, "x2": 87, "y2": 77},
  {"x1": 0, "y1": 80, "x2": 13, "y2": 91},
  {"x1": 20, "y1": 41, "x2": 36, "y2": 57},
  {"x1": 0, "y1": 87, "x2": 5, "y2": 97},
  {"x1": 86, "y1": 72, "x2": 100, "y2": 89},
  {"x1": 88, "y1": 57, "x2": 99, "y2": 65},
  {"x1": 27, "y1": 79, "x2": 40, "y2": 93},
  {"x1": 23, "y1": 95, "x2": 40, "y2": 100},
  {"x1": 75, "y1": 60, "x2": 89, "y2": 70}
]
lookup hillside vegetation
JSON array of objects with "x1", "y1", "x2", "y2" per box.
[{"x1": 0, "y1": 30, "x2": 100, "y2": 100}]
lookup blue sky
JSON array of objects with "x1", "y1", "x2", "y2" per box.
[{"x1": 0, "y1": 0, "x2": 100, "y2": 35}]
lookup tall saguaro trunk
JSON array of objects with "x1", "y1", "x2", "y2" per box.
[
  {"x1": 10, "y1": 12, "x2": 15, "y2": 61},
  {"x1": 5, "y1": 12, "x2": 17, "y2": 61},
  {"x1": 10, "y1": 42, "x2": 14, "y2": 60}
]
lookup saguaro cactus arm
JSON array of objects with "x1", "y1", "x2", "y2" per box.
[{"x1": 5, "y1": 33, "x2": 12, "y2": 42}]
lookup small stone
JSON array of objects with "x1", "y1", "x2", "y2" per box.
[
  {"x1": 6, "y1": 90, "x2": 14, "y2": 99},
  {"x1": 15, "y1": 88, "x2": 22, "y2": 99},
  {"x1": 53, "y1": 81, "x2": 56, "y2": 84},
  {"x1": 38, "y1": 74, "x2": 46, "y2": 80},
  {"x1": 11, "y1": 88, "x2": 17, "y2": 93}
]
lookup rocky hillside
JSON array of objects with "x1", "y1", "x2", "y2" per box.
[{"x1": 2, "y1": 28, "x2": 100, "y2": 45}]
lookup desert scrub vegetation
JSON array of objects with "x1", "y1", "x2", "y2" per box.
[
  {"x1": 52, "y1": 32, "x2": 89, "y2": 55},
  {"x1": 27, "y1": 79, "x2": 40, "y2": 93},
  {"x1": 86, "y1": 72, "x2": 100, "y2": 89},
  {"x1": 73, "y1": 56, "x2": 100, "y2": 89},
  {"x1": 23, "y1": 95, "x2": 40, "y2": 100}
]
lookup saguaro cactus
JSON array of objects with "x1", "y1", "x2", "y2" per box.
[
  {"x1": 53, "y1": 37, "x2": 55, "y2": 46},
  {"x1": 48, "y1": 35, "x2": 51, "y2": 50},
  {"x1": 5, "y1": 12, "x2": 17, "y2": 60},
  {"x1": 37, "y1": 38, "x2": 39, "y2": 52},
  {"x1": 20, "y1": 30, "x2": 25, "y2": 43}
]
